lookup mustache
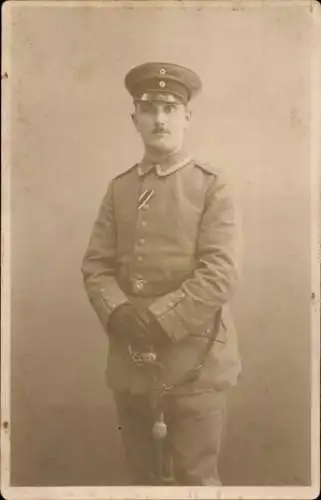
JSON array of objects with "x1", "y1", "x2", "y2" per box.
[{"x1": 152, "y1": 126, "x2": 169, "y2": 134}]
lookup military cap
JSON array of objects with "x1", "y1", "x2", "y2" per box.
[{"x1": 125, "y1": 62, "x2": 202, "y2": 104}]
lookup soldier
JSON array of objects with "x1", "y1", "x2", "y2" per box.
[{"x1": 81, "y1": 62, "x2": 242, "y2": 486}]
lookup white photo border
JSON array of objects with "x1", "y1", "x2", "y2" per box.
[{"x1": 1, "y1": 1, "x2": 320, "y2": 499}]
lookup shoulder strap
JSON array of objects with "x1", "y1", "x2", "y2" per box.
[
  {"x1": 194, "y1": 160, "x2": 219, "y2": 176},
  {"x1": 114, "y1": 163, "x2": 138, "y2": 180}
]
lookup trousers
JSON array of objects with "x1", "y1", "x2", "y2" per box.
[{"x1": 113, "y1": 389, "x2": 227, "y2": 486}]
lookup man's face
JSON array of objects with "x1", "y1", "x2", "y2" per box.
[{"x1": 132, "y1": 99, "x2": 191, "y2": 154}]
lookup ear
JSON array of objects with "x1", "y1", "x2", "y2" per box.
[
  {"x1": 131, "y1": 111, "x2": 139, "y2": 131},
  {"x1": 184, "y1": 107, "x2": 192, "y2": 129}
]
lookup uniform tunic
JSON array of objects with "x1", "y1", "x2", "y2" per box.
[{"x1": 81, "y1": 149, "x2": 242, "y2": 396}]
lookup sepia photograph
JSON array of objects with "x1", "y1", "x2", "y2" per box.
[{"x1": 1, "y1": 1, "x2": 320, "y2": 499}]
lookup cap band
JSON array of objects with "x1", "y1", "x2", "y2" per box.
[{"x1": 132, "y1": 78, "x2": 189, "y2": 104}]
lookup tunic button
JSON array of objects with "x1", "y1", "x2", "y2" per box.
[
  {"x1": 141, "y1": 220, "x2": 147, "y2": 227},
  {"x1": 139, "y1": 238, "x2": 145, "y2": 245},
  {"x1": 137, "y1": 255, "x2": 143, "y2": 262},
  {"x1": 135, "y1": 279, "x2": 145, "y2": 291}
]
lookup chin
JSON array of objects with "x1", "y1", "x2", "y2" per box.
[{"x1": 148, "y1": 139, "x2": 175, "y2": 153}]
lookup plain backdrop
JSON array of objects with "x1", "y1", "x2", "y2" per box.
[{"x1": 6, "y1": 1, "x2": 313, "y2": 486}]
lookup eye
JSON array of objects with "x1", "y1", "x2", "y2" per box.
[
  {"x1": 139, "y1": 102, "x2": 153, "y2": 113},
  {"x1": 164, "y1": 104, "x2": 177, "y2": 113}
]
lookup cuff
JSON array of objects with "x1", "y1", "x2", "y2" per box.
[
  {"x1": 148, "y1": 290, "x2": 190, "y2": 343},
  {"x1": 89, "y1": 283, "x2": 129, "y2": 331}
]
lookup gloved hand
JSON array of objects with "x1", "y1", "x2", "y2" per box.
[
  {"x1": 108, "y1": 303, "x2": 168, "y2": 347},
  {"x1": 108, "y1": 303, "x2": 147, "y2": 338},
  {"x1": 134, "y1": 308, "x2": 169, "y2": 347}
]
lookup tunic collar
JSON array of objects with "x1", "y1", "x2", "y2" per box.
[{"x1": 137, "y1": 148, "x2": 192, "y2": 177}]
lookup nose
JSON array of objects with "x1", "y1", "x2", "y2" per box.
[{"x1": 154, "y1": 108, "x2": 166, "y2": 125}]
